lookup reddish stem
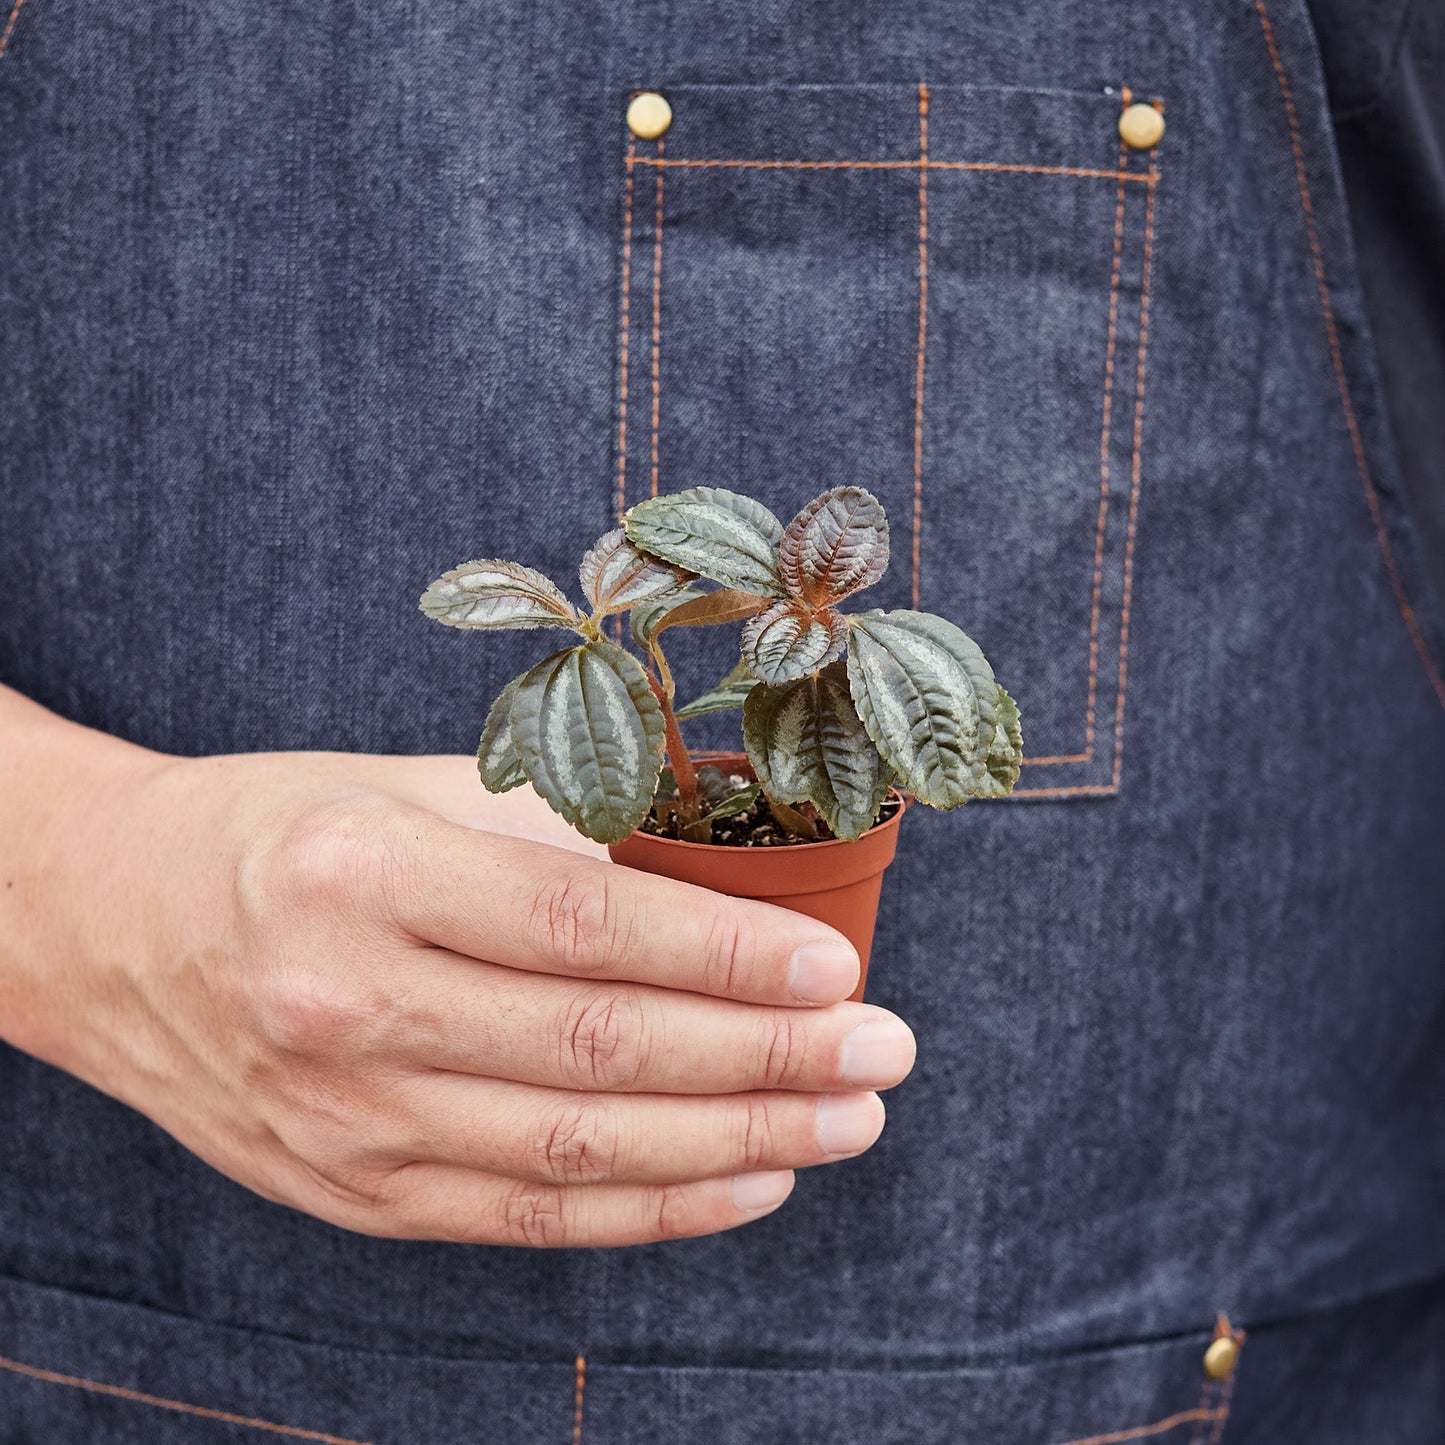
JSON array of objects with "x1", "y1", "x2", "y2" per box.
[{"x1": 646, "y1": 671, "x2": 702, "y2": 824}]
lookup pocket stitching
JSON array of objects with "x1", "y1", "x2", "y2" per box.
[
  {"x1": 0, "y1": 0, "x2": 29, "y2": 62},
  {"x1": 613, "y1": 86, "x2": 1162, "y2": 798}
]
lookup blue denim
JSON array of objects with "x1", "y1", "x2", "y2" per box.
[{"x1": 3, "y1": 1, "x2": 1445, "y2": 1441}]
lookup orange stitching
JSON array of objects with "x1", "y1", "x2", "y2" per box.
[
  {"x1": 649, "y1": 140, "x2": 666, "y2": 498},
  {"x1": 1254, "y1": 0, "x2": 1445, "y2": 710},
  {"x1": 0, "y1": 1354, "x2": 375, "y2": 1444},
  {"x1": 1050, "y1": 1408, "x2": 1222, "y2": 1445},
  {"x1": 1109, "y1": 164, "x2": 1158, "y2": 789},
  {"x1": 911, "y1": 82, "x2": 930, "y2": 609},
  {"x1": 0, "y1": 0, "x2": 28, "y2": 60},
  {"x1": 572, "y1": 1354, "x2": 586, "y2": 1445},
  {"x1": 1205, "y1": 1370, "x2": 1237, "y2": 1445},
  {"x1": 1025, "y1": 752, "x2": 1092, "y2": 765},
  {"x1": 615, "y1": 139, "x2": 637, "y2": 524},
  {"x1": 1080, "y1": 135, "x2": 1131, "y2": 760},
  {"x1": 1007, "y1": 782, "x2": 1118, "y2": 798},
  {"x1": 633, "y1": 156, "x2": 1151, "y2": 183}
]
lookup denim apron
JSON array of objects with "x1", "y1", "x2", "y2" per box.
[{"x1": 3, "y1": 2, "x2": 1444, "y2": 1441}]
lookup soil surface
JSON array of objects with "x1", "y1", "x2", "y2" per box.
[{"x1": 640, "y1": 781, "x2": 900, "y2": 847}]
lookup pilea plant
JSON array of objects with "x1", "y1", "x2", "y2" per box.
[{"x1": 420, "y1": 486, "x2": 1022, "y2": 846}]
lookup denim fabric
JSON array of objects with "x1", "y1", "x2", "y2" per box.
[{"x1": 3, "y1": 1, "x2": 1445, "y2": 1441}]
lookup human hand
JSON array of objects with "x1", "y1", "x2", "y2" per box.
[{"x1": 1, "y1": 717, "x2": 916, "y2": 1248}]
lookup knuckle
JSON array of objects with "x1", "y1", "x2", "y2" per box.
[
  {"x1": 653, "y1": 1183, "x2": 697, "y2": 1241},
  {"x1": 537, "y1": 1098, "x2": 618, "y2": 1186},
  {"x1": 760, "y1": 1011, "x2": 809, "y2": 1089},
  {"x1": 558, "y1": 987, "x2": 649, "y2": 1091},
  {"x1": 527, "y1": 866, "x2": 634, "y2": 974},
  {"x1": 501, "y1": 1180, "x2": 570, "y2": 1248},
  {"x1": 252, "y1": 971, "x2": 394, "y2": 1059},
  {"x1": 266, "y1": 796, "x2": 414, "y2": 916},
  {"x1": 738, "y1": 1095, "x2": 776, "y2": 1172},
  {"x1": 698, "y1": 909, "x2": 757, "y2": 998}
]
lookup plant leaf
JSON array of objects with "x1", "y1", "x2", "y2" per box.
[
  {"x1": 579, "y1": 528, "x2": 696, "y2": 616},
  {"x1": 699, "y1": 783, "x2": 761, "y2": 824},
  {"x1": 630, "y1": 586, "x2": 708, "y2": 648},
  {"x1": 744, "y1": 662, "x2": 892, "y2": 840},
  {"x1": 509, "y1": 640, "x2": 665, "y2": 844},
  {"x1": 845, "y1": 610, "x2": 1000, "y2": 809},
  {"x1": 477, "y1": 674, "x2": 529, "y2": 792},
  {"x1": 651, "y1": 588, "x2": 772, "y2": 639},
  {"x1": 769, "y1": 798, "x2": 820, "y2": 841},
  {"x1": 741, "y1": 599, "x2": 848, "y2": 685},
  {"x1": 624, "y1": 487, "x2": 787, "y2": 597},
  {"x1": 420, "y1": 559, "x2": 580, "y2": 631},
  {"x1": 976, "y1": 685, "x2": 1023, "y2": 798},
  {"x1": 779, "y1": 487, "x2": 890, "y2": 606},
  {"x1": 676, "y1": 658, "x2": 759, "y2": 719}
]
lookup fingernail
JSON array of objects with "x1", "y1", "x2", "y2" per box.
[
  {"x1": 788, "y1": 941, "x2": 859, "y2": 1003},
  {"x1": 815, "y1": 1092, "x2": 885, "y2": 1158},
  {"x1": 839, "y1": 1017, "x2": 916, "y2": 1088},
  {"x1": 731, "y1": 1169, "x2": 795, "y2": 1212}
]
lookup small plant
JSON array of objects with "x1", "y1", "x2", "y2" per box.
[{"x1": 420, "y1": 486, "x2": 1021, "y2": 846}]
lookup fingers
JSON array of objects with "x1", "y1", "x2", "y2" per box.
[
  {"x1": 389, "y1": 1072, "x2": 886, "y2": 1186},
  {"x1": 378, "y1": 949, "x2": 918, "y2": 1095},
  {"x1": 387, "y1": 811, "x2": 862, "y2": 1007},
  {"x1": 342, "y1": 1164, "x2": 797, "y2": 1247}
]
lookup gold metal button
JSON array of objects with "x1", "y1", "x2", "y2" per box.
[
  {"x1": 1203, "y1": 1336, "x2": 1240, "y2": 1382},
  {"x1": 627, "y1": 92, "x2": 672, "y2": 141},
  {"x1": 1119, "y1": 102, "x2": 1165, "y2": 150}
]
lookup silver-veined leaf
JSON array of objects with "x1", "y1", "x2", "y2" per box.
[
  {"x1": 779, "y1": 487, "x2": 890, "y2": 606},
  {"x1": 845, "y1": 610, "x2": 999, "y2": 809},
  {"x1": 630, "y1": 586, "x2": 708, "y2": 648},
  {"x1": 579, "y1": 528, "x2": 696, "y2": 616},
  {"x1": 624, "y1": 487, "x2": 786, "y2": 596},
  {"x1": 420, "y1": 559, "x2": 580, "y2": 631},
  {"x1": 741, "y1": 599, "x2": 847, "y2": 684},
  {"x1": 976, "y1": 685, "x2": 1023, "y2": 798},
  {"x1": 509, "y1": 641, "x2": 665, "y2": 844},
  {"x1": 676, "y1": 658, "x2": 759, "y2": 719},
  {"x1": 477, "y1": 674, "x2": 528, "y2": 792},
  {"x1": 743, "y1": 663, "x2": 892, "y2": 840}
]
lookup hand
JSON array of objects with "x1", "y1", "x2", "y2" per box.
[{"x1": 0, "y1": 696, "x2": 917, "y2": 1247}]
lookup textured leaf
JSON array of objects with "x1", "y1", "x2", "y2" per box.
[
  {"x1": 477, "y1": 674, "x2": 528, "y2": 792},
  {"x1": 744, "y1": 663, "x2": 892, "y2": 840},
  {"x1": 676, "y1": 658, "x2": 759, "y2": 719},
  {"x1": 700, "y1": 784, "x2": 760, "y2": 824},
  {"x1": 976, "y1": 686, "x2": 1023, "y2": 798},
  {"x1": 845, "y1": 610, "x2": 999, "y2": 809},
  {"x1": 579, "y1": 528, "x2": 696, "y2": 616},
  {"x1": 741, "y1": 599, "x2": 848, "y2": 685},
  {"x1": 630, "y1": 586, "x2": 708, "y2": 648},
  {"x1": 779, "y1": 487, "x2": 890, "y2": 606},
  {"x1": 420, "y1": 559, "x2": 579, "y2": 631},
  {"x1": 624, "y1": 487, "x2": 786, "y2": 597},
  {"x1": 650, "y1": 587, "x2": 771, "y2": 637},
  {"x1": 509, "y1": 641, "x2": 665, "y2": 844}
]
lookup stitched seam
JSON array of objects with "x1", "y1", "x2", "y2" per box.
[
  {"x1": 1108, "y1": 163, "x2": 1158, "y2": 790},
  {"x1": 1050, "y1": 1409, "x2": 1222, "y2": 1445},
  {"x1": 615, "y1": 139, "x2": 637, "y2": 525},
  {"x1": 634, "y1": 157, "x2": 1148, "y2": 182},
  {"x1": 572, "y1": 1354, "x2": 586, "y2": 1445},
  {"x1": 0, "y1": 1354, "x2": 376, "y2": 1444},
  {"x1": 1254, "y1": 0, "x2": 1445, "y2": 710},
  {"x1": 0, "y1": 0, "x2": 28, "y2": 60},
  {"x1": 649, "y1": 141, "x2": 665, "y2": 497},
  {"x1": 1080, "y1": 131, "x2": 1131, "y2": 762},
  {"x1": 1002, "y1": 783, "x2": 1119, "y2": 798},
  {"x1": 910, "y1": 82, "x2": 929, "y2": 609}
]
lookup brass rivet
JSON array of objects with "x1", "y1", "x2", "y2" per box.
[
  {"x1": 1119, "y1": 102, "x2": 1165, "y2": 150},
  {"x1": 627, "y1": 92, "x2": 672, "y2": 141},
  {"x1": 1203, "y1": 1336, "x2": 1239, "y2": 1382}
]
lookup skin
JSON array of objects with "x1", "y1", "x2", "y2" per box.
[{"x1": 0, "y1": 683, "x2": 917, "y2": 1248}]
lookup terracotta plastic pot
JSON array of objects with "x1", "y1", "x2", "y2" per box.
[{"x1": 607, "y1": 755, "x2": 907, "y2": 1002}]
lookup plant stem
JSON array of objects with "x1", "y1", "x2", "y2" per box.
[{"x1": 645, "y1": 670, "x2": 702, "y2": 825}]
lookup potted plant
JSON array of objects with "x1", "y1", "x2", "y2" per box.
[{"x1": 420, "y1": 486, "x2": 1021, "y2": 1001}]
